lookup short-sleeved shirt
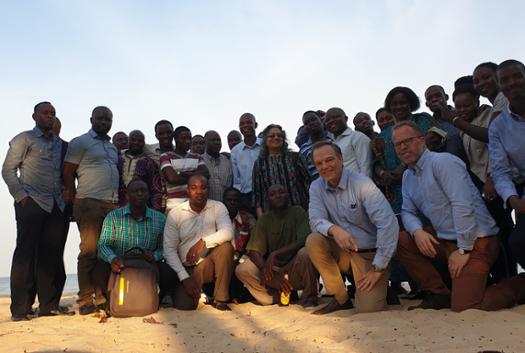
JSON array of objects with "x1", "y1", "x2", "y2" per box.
[
  {"x1": 97, "y1": 206, "x2": 166, "y2": 263},
  {"x1": 159, "y1": 151, "x2": 204, "y2": 200},
  {"x1": 246, "y1": 206, "x2": 310, "y2": 266},
  {"x1": 461, "y1": 108, "x2": 491, "y2": 183},
  {"x1": 203, "y1": 152, "x2": 233, "y2": 201},
  {"x1": 64, "y1": 129, "x2": 119, "y2": 202}
]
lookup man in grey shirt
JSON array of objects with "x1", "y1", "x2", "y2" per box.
[
  {"x1": 306, "y1": 141, "x2": 398, "y2": 315},
  {"x1": 63, "y1": 106, "x2": 120, "y2": 315},
  {"x1": 203, "y1": 130, "x2": 232, "y2": 201},
  {"x1": 2, "y1": 102, "x2": 71, "y2": 321}
]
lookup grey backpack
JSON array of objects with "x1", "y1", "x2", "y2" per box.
[{"x1": 107, "y1": 248, "x2": 159, "y2": 317}]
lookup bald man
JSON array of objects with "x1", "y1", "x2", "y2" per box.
[{"x1": 325, "y1": 107, "x2": 373, "y2": 176}]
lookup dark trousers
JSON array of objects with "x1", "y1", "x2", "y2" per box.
[
  {"x1": 92, "y1": 260, "x2": 172, "y2": 304},
  {"x1": 239, "y1": 192, "x2": 256, "y2": 217},
  {"x1": 10, "y1": 199, "x2": 69, "y2": 315},
  {"x1": 73, "y1": 198, "x2": 118, "y2": 306},
  {"x1": 510, "y1": 212, "x2": 525, "y2": 270},
  {"x1": 485, "y1": 196, "x2": 517, "y2": 280}
]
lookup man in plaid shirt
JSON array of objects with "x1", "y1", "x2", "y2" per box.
[{"x1": 94, "y1": 179, "x2": 171, "y2": 307}]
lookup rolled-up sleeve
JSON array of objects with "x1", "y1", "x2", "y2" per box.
[
  {"x1": 2, "y1": 134, "x2": 29, "y2": 202},
  {"x1": 97, "y1": 213, "x2": 118, "y2": 264},
  {"x1": 308, "y1": 181, "x2": 334, "y2": 236}
]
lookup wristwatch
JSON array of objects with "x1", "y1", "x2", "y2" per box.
[
  {"x1": 371, "y1": 264, "x2": 386, "y2": 272},
  {"x1": 458, "y1": 248, "x2": 472, "y2": 255}
]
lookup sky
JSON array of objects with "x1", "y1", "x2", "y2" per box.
[{"x1": 1, "y1": 0, "x2": 524, "y2": 277}]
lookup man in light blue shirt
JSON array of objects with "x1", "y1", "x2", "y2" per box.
[
  {"x1": 306, "y1": 141, "x2": 398, "y2": 315},
  {"x1": 489, "y1": 59, "x2": 525, "y2": 270},
  {"x1": 394, "y1": 120, "x2": 525, "y2": 312},
  {"x1": 230, "y1": 113, "x2": 261, "y2": 214},
  {"x1": 63, "y1": 106, "x2": 120, "y2": 315},
  {"x1": 2, "y1": 102, "x2": 71, "y2": 320}
]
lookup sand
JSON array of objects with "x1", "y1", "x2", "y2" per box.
[{"x1": 0, "y1": 295, "x2": 523, "y2": 353}]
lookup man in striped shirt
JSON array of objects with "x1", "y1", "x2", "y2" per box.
[
  {"x1": 94, "y1": 179, "x2": 170, "y2": 305},
  {"x1": 160, "y1": 126, "x2": 209, "y2": 213}
]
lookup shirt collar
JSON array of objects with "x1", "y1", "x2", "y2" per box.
[
  {"x1": 205, "y1": 152, "x2": 222, "y2": 161},
  {"x1": 241, "y1": 138, "x2": 262, "y2": 150},
  {"x1": 32, "y1": 126, "x2": 54, "y2": 139},
  {"x1": 323, "y1": 168, "x2": 350, "y2": 191},
  {"x1": 506, "y1": 105, "x2": 525, "y2": 122},
  {"x1": 123, "y1": 205, "x2": 153, "y2": 220},
  {"x1": 180, "y1": 200, "x2": 212, "y2": 214},
  {"x1": 88, "y1": 129, "x2": 110, "y2": 141},
  {"x1": 329, "y1": 127, "x2": 352, "y2": 140},
  {"x1": 411, "y1": 149, "x2": 430, "y2": 175}
]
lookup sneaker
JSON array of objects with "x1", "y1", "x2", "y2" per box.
[
  {"x1": 408, "y1": 293, "x2": 451, "y2": 311},
  {"x1": 79, "y1": 304, "x2": 97, "y2": 315}
]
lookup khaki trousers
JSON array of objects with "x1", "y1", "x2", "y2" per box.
[
  {"x1": 306, "y1": 232, "x2": 389, "y2": 313},
  {"x1": 74, "y1": 198, "x2": 118, "y2": 306},
  {"x1": 235, "y1": 247, "x2": 318, "y2": 305},
  {"x1": 165, "y1": 242, "x2": 234, "y2": 310}
]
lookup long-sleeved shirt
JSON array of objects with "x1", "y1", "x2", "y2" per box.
[
  {"x1": 2, "y1": 126, "x2": 65, "y2": 212},
  {"x1": 489, "y1": 106, "x2": 525, "y2": 203},
  {"x1": 98, "y1": 206, "x2": 165, "y2": 263},
  {"x1": 163, "y1": 200, "x2": 233, "y2": 281},
  {"x1": 64, "y1": 129, "x2": 119, "y2": 202},
  {"x1": 401, "y1": 149, "x2": 499, "y2": 251},
  {"x1": 309, "y1": 169, "x2": 398, "y2": 269},
  {"x1": 230, "y1": 138, "x2": 261, "y2": 193},
  {"x1": 331, "y1": 127, "x2": 372, "y2": 177}
]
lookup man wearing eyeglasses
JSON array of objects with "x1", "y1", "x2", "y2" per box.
[{"x1": 393, "y1": 120, "x2": 525, "y2": 312}]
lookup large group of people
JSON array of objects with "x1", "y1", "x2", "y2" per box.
[{"x1": 3, "y1": 59, "x2": 525, "y2": 322}]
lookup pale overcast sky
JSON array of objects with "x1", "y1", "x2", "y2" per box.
[{"x1": 1, "y1": 0, "x2": 524, "y2": 276}]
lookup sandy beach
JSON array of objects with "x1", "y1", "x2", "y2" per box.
[{"x1": 0, "y1": 294, "x2": 523, "y2": 353}]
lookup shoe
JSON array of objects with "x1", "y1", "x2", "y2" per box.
[
  {"x1": 213, "y1": 302, "x2": 231, "y2": 311},
  {"x1": 400, "y1": 289, "x2": 427, "y2": 300},
  {"x1": 38, "y1": 306, "x2": 76, "y2": 317},
  {"x1": 79, "y1": 304, "x2": 97, "y2": 315},
  {"x1": 408, "y1": 293, "x2": 451, "y2": 311},
  {"x1": 313, "y1": 298, "x2": 354, "y2": 315},
  {"x1": 298, "y1": 297, "x2": 319, "y2": 308},
  {"x1": 11, "y1": 313, "x2": 32, "y2": 322}
]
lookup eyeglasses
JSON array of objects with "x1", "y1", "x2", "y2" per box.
[
  {"x1": 266, "y1": 133, "x2": 284, "y2": 139},
  {"x1": 394, "y1": 135, "x2": 423, "y2": 148}
]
